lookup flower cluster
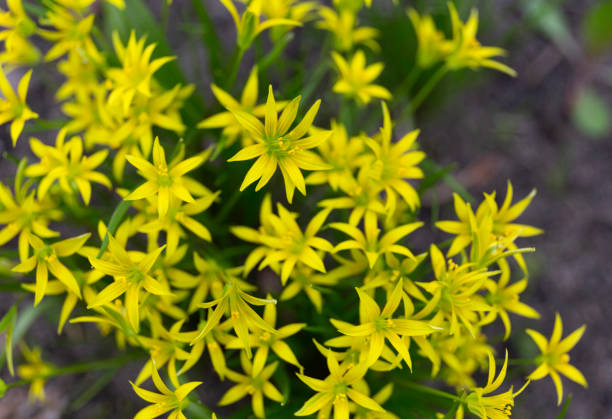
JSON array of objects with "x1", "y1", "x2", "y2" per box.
[{"x1": 0, "y1": 1, "x2": 586, "y2": 419}]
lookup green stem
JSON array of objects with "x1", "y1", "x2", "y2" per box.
[
  {"x1": 97, "y1": 200, "x2": 132, "y2": 257},
  {"x1": 393, "y1": 66, "x2": 421, "y2": 105},
  {"x1": 505, "y1": 358, "x2": 536, "y2": 366},
  {"x1": 225, "y1": 47, "x2": 245, "y2": 90},
  {"x1": 393, "y1": 378, "x2": 463, "y2": 402},
  {"x1": 1, "y1": 152, "x2": 19, "y2": 165},
  {"x1": 258, "y1": 32, "x2": 294, "y2": 72},
  {"x1": 161, "y1": 0, "x2": 170, "y2": 34},
  {"x1": 420, "y1": 159, "x2": 475, "y2": 203},
  {"x1": 408, "y1": 65, "x2": 448, "y2": 113},
  {"x1": 190, "y1": 0, "x2": 224, "y2": 84},
  {"x1": 185, "y1": 396, "x2": 214, "y2": 419}
]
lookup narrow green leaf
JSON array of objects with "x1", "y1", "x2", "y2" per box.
[
  {"x1": 0, "y1": 305, "x2": 17, "y2": 376},
  {"x1": 190, "y1": 0, "x2": 224, "y2": 84},
  {"x1": 0, "y1": 300, "x2": 53, "y2": 375},
  {"x1": 97, "y1": 200, "x2": 131, "y2": 257},
  {"x1": 420, "y1": 159, "x2": 475, "y2": 203},
  {"x1": 0, "y1": 305, "x2": 16, "y2": 332},
  {"x1": 258, "y1": 32, "x2": 294, "y2": 71},
  {"x1": 557, "y1": 394, "x2": 572, "y2": 419}
]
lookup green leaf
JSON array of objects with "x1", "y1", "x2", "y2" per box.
[
  {"x1": 583, "y1": 1, "x2": 612, "y2": 53},
  {"x1": 238, "y1": 11, "x2": 257, "y2": 50},
  {"x1": 102, "y1": 0, "x2": 206, "y2": 123},
  {"x1": 571, "y1": 88, "x2": 611, "y2": 139},
  {"x1": 522, "y1": 0, "x2": 580, "y2": 58},
  {"x1": 190, "y1": 0, "x2": 224, "y2": 84},
  {"x1": 97, "y1": 200, "x2": 131, "y2": 257},
  {"x1": 0, "y1": 305, "x2": 17, "y2": 376},
  {"x1": 0, "y1": 378, "x2": 5, "y2": 398},
  {"x1": 557, "y1": 394, "x2": 572, "y2": 419},
  {"x1": 0, "y1": 301, "x2": 53, "y2": 376},
  {"x1": 0, "y1": 305, "x2": 16, "y2": 332}
]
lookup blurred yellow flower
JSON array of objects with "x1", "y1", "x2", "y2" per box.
[
  {"x1": 332, "y1": 50, "x2": 390, "y2": 105},
  {"x1": 446, "y1": 3, "x2": 516, "y2": 76},
  {"x1": 17, "y1": 344, "x2": 54, "y2": 402},
  {"x1": 0, "y1": 67, "x2": 37, "y2": 146},
  {"x1": 107, "y1": 31, "x2": 174, "y2": 113},
  {"x1": 316, "y1": 6, "x2": 379, "y2": 52},
  {"x1": 220, "y1": 0, "x2": 301, "y2": 50}
]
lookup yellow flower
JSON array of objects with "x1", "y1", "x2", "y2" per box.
[
  {"x1": 55, "y1": 49, "x2": 100, "y2": 101},
  {"x1": 191, "y1": 280, "x2": 277, "y2": 358},
  {"x1": 0, "y1": 32, "x2": 40, "y2": 66},
  {"x1": 526, "y1": 313, "x2": 587, "y2": 405},
  {"x1": 232, "y1": 203, "x2": 333, "y2": 284},
  {"x1": 319, "y1": 172, "x2": 386, "y2": 226},
  {"x1": 168, "y1": 252, "x2": 249, "y2": 314},
  {"x1": 364, "y1": 102, "x2": 425, "y2": 212},
  {"x1": 219, "y1": 0, "x2": 301, "y2": 50},
  {"x1": 17, "y1": 344, "x2": 54, "y2": 402},
  {"x1": 26, "y1": 132, "x2": 111, "y2": 205},
  {"x1": 130, "y1": 361, "x2": 202, "y2": 419},
  {"x1": 305, "y1": 120, "x2": 364, "y2": 191},
  {"x1": 198, "y1": 65, "x2": 286, "y2": 148},
  {"x1": 435, "y1": 181, "x2": 542, "y2": 271},
  {"x1": 408, "y1": 8, "x2": 452, "y2": 68},
  {"x1": 0, "y1": 179, "x2": 61, "y2": 261},
  {"x1": 463, "y1": 350, "x2": 529, "y2": 419},
  {"x1": 88, "y1": 234, "x2": 170, "y2": 332},
  {"x1": 22, "y1": 268, "x2": 104, "y2": 333},
  {"x1": 225, "y1": 295, "x2": 305, "y2": 370},
  {"x1": 219, "y1": 348, "x2": 284, "y2": 418},
  {"x1": 261, "y1": 0, "x2": 317, "y2": 28},
  {"x1": 481, "y1": 258, "x2": 539, "y2": 339},
  {"x1": 331, "y1": 211, "x2": 423, "y2": 268},
  {"x1": 125, "y1": 137, "x2": 209, "y2": 216},
  {"x1": 135, "y1": 320, "x2": 205, "y2": 388},
  {"x1": 12, "y1": 233, "x2": 89, "y2": 305},
  {"x1": 316, "y1": 6, "x2": 379, "y2": 52},
  {"x1": 331, "y1": 50, "x2": 390, "y2": 105},
  {"x1": 417, "y1": 244, "x2": 494, "y2": 336},
  {"x1": 38, "y1": 2, "x2": 102, "y2": 63},
  {"x1": 332, "y1": 279, "x2": 439, "y2": 369},
  {"x1": 227, "y1": 85, "x2": 331, "y2": 203},
  {"x1": 139, "y1": 191, "x2": 219, "y2": 257},
  {"x1": 0, "y1": 0, "x2": 37, "y2": 40},
  {"x1": 445, "y1": 3, "x2": 516, "y2": 76},
  {"x1": 279, "y1": 264, "x2": 340, "y2": 313},
  {"x1": 295, "y1": 350, "x2": 386, "y2": 419},
  {"x1": 0, "y1": 66, "x2": 38, "y2": 146},
  {"x1": 351, "y1": 383, "x2": 398, "y2": 419},
  {"x1": 107, "y1": 31, "x2": 175, "y2": 113},
  {"x1": 0, "y1": 0, "x2": 40, "y2": 66}
]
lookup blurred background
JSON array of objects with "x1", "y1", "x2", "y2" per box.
[{"x1": 0, "y1": 0, "x2": 610, "y2": 418}]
